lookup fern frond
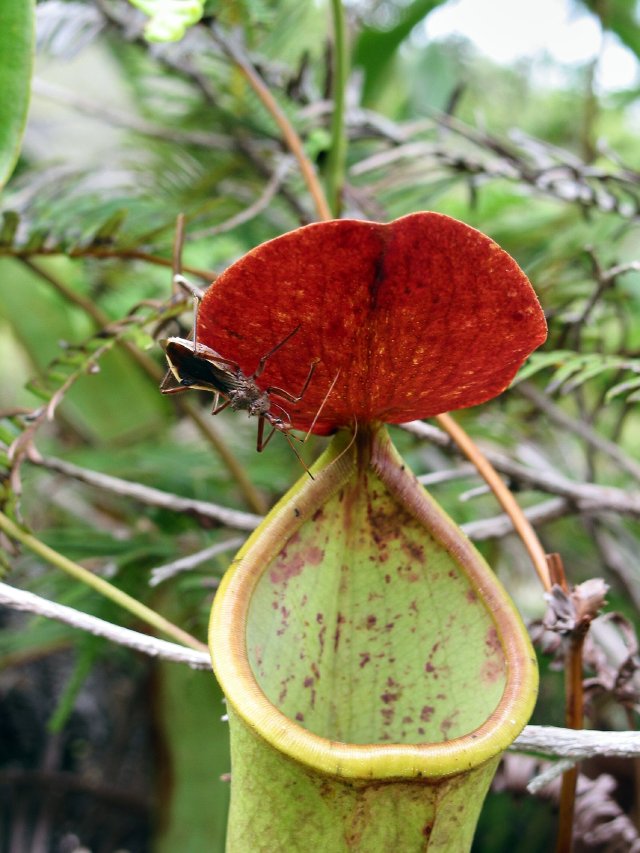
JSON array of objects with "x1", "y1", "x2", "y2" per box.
[
  {"x1": 0, "y1": 166, "x2": 177, "y2": 257},
  {"x1": 25, "y1": 299, "x2": 173, "y2": 409},
  {"x1": 36, "y1": 1, "x2": 106, "y2": 59},
  {"x1": 516, "y1": 350, "x2": 640, "y2": 401}
]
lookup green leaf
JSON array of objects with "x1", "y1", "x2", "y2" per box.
[
  {"x1": 128, "y1": 0, "x2": 205, "y2": 42},
  {"x1": 580, "y1": 0, "x2": 640, "y2": 62},
  {"x1": 353, "y1": 0, "x2": 448, "y2": 105},
  {"x1": 0, "y1": 259, "x2": 170, "y2": 444},
  {"x1": 606, "y1": 374, "x2": 640, "y2": 402},
  {"x1": 48, "y1": 639, "x2": 101, "y2": 732},
  {"x1": 0, "y1": 0, "x2": 35, "y2": 189}
]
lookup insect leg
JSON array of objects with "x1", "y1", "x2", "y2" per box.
[
  {"x1": 253, "y1": 325, "x2": 300, "y2": 378},
  {"x1": 173, "y1": 274, "x2": 205, "y2": 303},
  {"x1": 256, "y1": 415, "x2": 277, "y2": 452},
  {"x1": 267, "y1": 357, "x2": 319, "y2": 403},
  {"x1": 304, "y1": 368, "x2": 341, "y2": 441},
  {"x1": 160, "y1": 383, "x2": 192, "y2": 396},
  {"x1": 282, "y1": 430, "x2": 314, "y2": 479},
  {"x1": 211, "y1": 397, "x2": 232, "y2": 416},
  {"x1": 171, "y1": 214, "x2": 205, "y2": 305},
  {"x1": 169, "y1": 274, "x2": 204, "y2": 349}
]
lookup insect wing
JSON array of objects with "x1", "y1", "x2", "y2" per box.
[{"x1": 162, "y1": 338, "x2": 242, "y2": 395}]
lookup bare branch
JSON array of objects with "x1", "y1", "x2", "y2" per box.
[
  {"x1": 30, "y1": 452, "x2": 262, "y2": 531},
  {"x1": 401, "y1": 421, "x2": 640, "y2": 518},
  {"x1": 518, "y1": 382, "x2": 640, "y2": 482},
  {"x1": 417, "y1": 463, "x2": 478, "y2": 485},
  {"x1": 513, "y1": 725, "x2": 640, "y2": 760},
  {"x1": 527, "y1": 759, "x2": 578, "y2": 794},
  {"x1": 149, "y1": 536, "x2": 245, "y2": 586},
  {"x1": 461, "y1": 497, "x2": 569, "y2": 540},
  {"x1": 0, "y1": 582, "x2": 211, "y2": 669}
]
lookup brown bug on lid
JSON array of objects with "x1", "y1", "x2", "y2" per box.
[
  {"x1": 159, "y1": 217, "x2": 337, "y2": 477},
  {"x1": 161, "y1": 325, "x2": 326, "y2": 476}
]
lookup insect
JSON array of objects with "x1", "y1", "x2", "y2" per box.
[
  {"x1": 159, "y1": 217, "x2": 335, "y2": 475},
  {"x1": 161, "y1": 319, "x2": 332, "y2": 476}
]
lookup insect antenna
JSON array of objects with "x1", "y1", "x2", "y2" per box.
[
  {"x1": 256, "y1": 414, "x2": 314, "y2": 478},
  {"x1": 171, "y1": 213, "x2": 206, "y2": 346},
  {"x1": 329, "y1": 418, "x2": 359, "y2": 471},
  {"x1": 282, "y1": 428, "x2": 315, "y2": 479},
  {"x1": 276, "y1": 368, "x2": 342, "y2": 478},
  {"x1": 268, "y1": 400, "x2": 293, "y2": 424},
  {"x1": 304, "y1": 368, "x2": 341, "y2": 441}
]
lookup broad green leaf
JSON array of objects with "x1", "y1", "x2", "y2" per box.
[
  {"x1": 353, "y1": 0, "x2": 448, "y2": 105},
  {"x1": 580, "y1": 0, "x2": 640, "y2": 60},
  {"x1": 0, "y1": 0, "x2": 35, "y2": 188}
]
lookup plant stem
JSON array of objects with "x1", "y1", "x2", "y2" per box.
[
  {"x1": 2, "y1": 246, "x2": 217, "y2": 280},
  {"x1": 211, "y1": 24, "x2": 332, "y2": 223},
  {"x1": 547, "y1": 552, "x2": 583, "y2": 853},
  {"x1": 0, "y1": 511, "x2": 208, "y2": 653},
  {"x1": 436, "y1": 412, "x2": 551, "y2": 591},
  {"x1": 326, "y1": 0, "x2": 349, "y2": 216},
  {"x1": 556, "y1": 630, "x2": 586, "y2": 853}
]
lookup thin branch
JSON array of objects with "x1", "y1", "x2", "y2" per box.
[
  {"x1": 2, "y1": 245, "x2": 217, "y2": 280},
  {"x1": 95, "y1": 0, "x2": 310, "y2": 223},
  {"x1": 518, "y1": 381, "x2": 640, "y2": 482},
  {"x1": 555, "y1": 557, "x2": 587, "y2": 853},
  {"x1": 189, "y1": 158, "x2": 293, "y2": 239},
  {"x1": 401, "y1": 421, "x2": 640, "y2": 518},
  {"x1": 528, "y1": 759, "x2": 579, "y2": 794},
  {"x1": 417, "y1": 463, "x2": 478, "y2": 485},
  {"x1": 0, "y1": 511, "x2": 208, "y2": 653},
  {"x1": 345, "y1": 107, "x2": 640, "y2": 218},
  {"x1": 326, "y1": 0, "x2": 349, "y2": 216},
  {"x1": 512, "y1": 725, "x2": 640, "y2": 759},
  {"x1": 28, "y1": 452, "x2": 262, "y2": 531},
  {"x1": 32, "y1": 77, "x2": 235, "y2": 150},
  {"x1": 591, "y1": 522, "x2": 640, "y2": 610},
  {"x1": 461, "y1": 497, "x2": 569, "y2": 540},
  {"x1": 436, "y1": 413, "x2": 551, "y2": 590},
  {"x1": 149, "y1": 536, "x2": 245, "y2": 586},
  {"x1": 209, "y1": 23, "x2": 332, "y2": 223},
  {"x1": 0, "y1": 582, "x2": 211, "y2": 669},
  {"x1": 556, "y1": 634, "x2": 585, "y2": 852},
  {"x1": 28, "y1": 449, "x2": 625, "y2": 543},
  {"x1": 601, "y1": 259, "x2": 640, "y2": 282},
  {"x1": 176, "y1": 401, "x2": 269, "y2": 515}
]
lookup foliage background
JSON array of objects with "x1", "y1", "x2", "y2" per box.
[{"x1": 1, "y1": 0, "x2": 640, "y2": 850}]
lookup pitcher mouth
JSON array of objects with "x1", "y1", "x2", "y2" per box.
[{"x1": 210, "y1": 425, "x2": 538, "y2": 781}]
